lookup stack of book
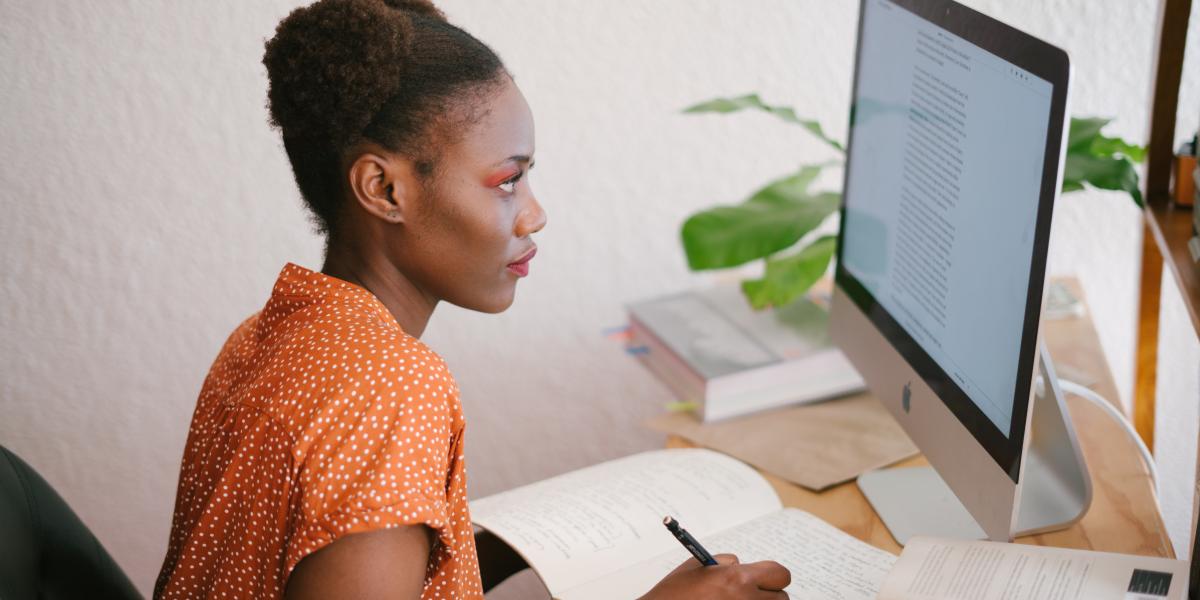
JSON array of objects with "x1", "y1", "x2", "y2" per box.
[
  {"x1": 1193, "y1": 160, "x2": 1199, "y2": 228},
  {"x1": 626, "y1": 285, "x2": 863, "y2": 422},
  {"x1": 1192, "y1": 149, "x2": 1199, "y2": 262}
]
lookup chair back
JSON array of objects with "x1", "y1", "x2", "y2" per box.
[{"x1": 0, "y1": 445, "x2": 141, "y2": 599}]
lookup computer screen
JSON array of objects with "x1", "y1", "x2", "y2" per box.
[{"x1": 839, "y1": 0, "x2": 1054, "y2": 438}]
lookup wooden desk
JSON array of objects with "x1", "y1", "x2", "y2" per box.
[{"x1": 667, "y1": 280, "x2": 1173, "y2": 558}]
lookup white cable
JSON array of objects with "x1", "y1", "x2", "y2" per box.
[{"x1": 1058, "y1": 378, "x2": 1159, "y2": 490}]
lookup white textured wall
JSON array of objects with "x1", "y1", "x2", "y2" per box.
[{"x1": 1, "y1": 1, "x2": 1197, "y2": 596}]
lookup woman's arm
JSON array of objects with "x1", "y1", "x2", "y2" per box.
[
  {"x1": 285, "y1": 525, "x2": 432, "y2": 599},
  {"x1": 475, "y1": 529, "x2": 529, "y2": 591}
]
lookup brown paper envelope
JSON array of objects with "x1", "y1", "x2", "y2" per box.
[{"x1": 645, "y1": 393, "x2": 918, "y2": 491}]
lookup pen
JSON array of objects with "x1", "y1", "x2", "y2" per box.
[{"x1": 663, "y1": 516, "x2": 719, "y2": 566}]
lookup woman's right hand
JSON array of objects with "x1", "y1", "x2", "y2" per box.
[{"x1": 638, "y1": 554, "x2": 792, "y2": 599}]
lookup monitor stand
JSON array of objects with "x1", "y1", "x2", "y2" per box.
[{"x1": 856, "y1": 344, "x2": 1093, "y2": 545}]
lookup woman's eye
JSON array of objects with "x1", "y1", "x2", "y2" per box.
[{"x1": 498, "y1": 172, "x2": 523, "y2": 194}]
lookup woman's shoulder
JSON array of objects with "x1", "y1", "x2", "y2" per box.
[
  {"x1": 256, "y1": 284, "x2": 446, "y2": 371},
  {"x1": 290, "y1": 299, "x2": 453, "y2": 383},
  {"x1": 262, "y1": 301, "x2": 461, "y2": 439}
]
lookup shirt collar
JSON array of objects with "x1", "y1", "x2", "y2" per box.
[{"x1": 267, "y1": 262, "x2": 396, "y2": 327}]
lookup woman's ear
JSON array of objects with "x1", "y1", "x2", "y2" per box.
[{"x1": 347, "y1": 148, "x2": 418, "y2": 225}]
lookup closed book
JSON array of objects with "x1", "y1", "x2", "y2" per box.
[
  {"x1": 627, "y1": 285, "x2": 864, "y2": 422},
  {"x1": 1193, "y1": 164, "x2": 1199, "y2": 234},
  {"x1": 1194, "y1": 163, "x2": 1199, "y2": 203},
  {"x1": 1193, "y1": 164, "x2": 1199, "y2": 230},
  {"x1": 1192, "y1": 134, "x2": 1198, "y2": 252}
]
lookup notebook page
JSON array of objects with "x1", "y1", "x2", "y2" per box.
[
  {"x1": 470, "y1": 449, "x2": 781, "y2": 595},
  {"x1": 560, "y1": 508, "x2": 897, "y2": 600},
  {"x1": 878, "y1": 537, "x2": 1188, "y2": 600}
]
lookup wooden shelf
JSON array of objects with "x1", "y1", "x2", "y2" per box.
[
  {"x1": 1132, "y1": 0, "x2": 1193, "y2": 448},
  {"x1": 1144, "y1": 194, "x2": 1200, "y2": 335}
]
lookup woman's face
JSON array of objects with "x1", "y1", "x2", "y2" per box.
[{"x1": 396, "y1": 77, "x2": 545, "y2": 314}]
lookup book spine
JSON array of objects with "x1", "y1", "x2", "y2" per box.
[
  {"x1": 703, "y1": 352, "x2": 864, "y2": 422},
  {"x1": 1193, "y1": 164, "x2": 1199, "y2": 235},
  {"x1": 627, "y1": 316, "x2": 708, "y2": 407}
]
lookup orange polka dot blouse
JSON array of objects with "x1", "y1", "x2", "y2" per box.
[{"x1": 155, "y1": 263, "x2": 482, "y2": 599}]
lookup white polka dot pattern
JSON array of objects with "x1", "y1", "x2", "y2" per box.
[{"x1": 155, "y1": 263, "x2": 482, "y2": 599}]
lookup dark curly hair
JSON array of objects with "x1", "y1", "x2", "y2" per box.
[{"x1": 263, "y1": 0, "x2": 506, "y2": 234}]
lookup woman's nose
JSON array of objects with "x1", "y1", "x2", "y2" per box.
[{"x1": 515, "y1": 193, "x2": 547, "y2": 238}]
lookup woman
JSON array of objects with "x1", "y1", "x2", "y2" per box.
[{"x1": 155, "y1": 1, "x2": 791, "y2": 598}]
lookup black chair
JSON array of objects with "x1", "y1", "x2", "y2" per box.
[{"x1": 0, "y1": 445, "x2": 141, "y2": 599}]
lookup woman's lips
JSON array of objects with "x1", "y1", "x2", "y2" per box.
[{"x1": 507, "y1": 246, "x2": 537, "y2": 277}]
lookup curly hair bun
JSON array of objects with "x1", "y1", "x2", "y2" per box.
[
  {"x1": 381, "y1": 0, "x2": 445, "y2": 19},
  {"x1": 264, "y1": 0, "x2": 432, "y2": 146}
]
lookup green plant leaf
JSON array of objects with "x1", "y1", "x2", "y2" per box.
[
  {"x1": 741, "y1": 236, "x2": 838, "y2": 310},
  {"x1": 747, "y1": 165, "x2": 824, "y2": 205},
  {"x1": 1089, "y1": 136, "x2": 1147, "y2": 163},
  {"x1": 1068, "y1": 117, "x2": 1146, "y2": 163},
  {"x1": 1062, "y1": 117, "x2": 1145, "y2": 206},
  {"x1": 1062, "y1": 152, "x2": 1143, "y2": 207},
  {"x1": 681, "y1": 168, "x2": 839, "y2": 270},
  {"x1": 683, "y1": 94, "x2": 845, "y2": 153},
  {"x1": 1067, "y1": 117, "x2": 1111, "y2": 152}
]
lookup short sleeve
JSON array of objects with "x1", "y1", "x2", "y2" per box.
[{"x1": 283, "y1": 358, "x2": 459, "y2": 580}]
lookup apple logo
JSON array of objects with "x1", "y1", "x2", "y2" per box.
[{"x1": 902, "y1": 382, "x2": 912, "y2": 413}]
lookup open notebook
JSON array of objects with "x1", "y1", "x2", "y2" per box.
[
  {"x1": 470, "y1": 449, "x2": 897, "y2": 599},
  {"x1": 879, "y1": 537, "x2": 1188, "y2": 600}
]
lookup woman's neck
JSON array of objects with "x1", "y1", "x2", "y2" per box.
[{"x1": 321, "y1": 240, "x2": 438, "y2": 338}]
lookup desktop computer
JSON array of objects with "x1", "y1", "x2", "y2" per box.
[{"x1": 831, "y1": 0, "x2": 1090, "y2": 543}]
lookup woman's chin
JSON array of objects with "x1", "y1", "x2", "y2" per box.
[{"x1": 452, "y1": 286, "x2": 517, "y2": 314}]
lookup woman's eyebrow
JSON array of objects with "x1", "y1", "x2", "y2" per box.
[{"x1": 496, "y1": 154, "x2": 533, "y2": 166}]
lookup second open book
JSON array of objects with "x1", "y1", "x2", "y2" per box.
[{"x1": 469, "y1": 448, "x2": 897, "y2": 599}]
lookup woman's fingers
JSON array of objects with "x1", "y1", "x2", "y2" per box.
[
  {"x1": 740, "y1": 559, "x2": 792, "y2": 591},
  {"x1": 754, "y1": 591, "x2": 791, "y2": 600}
]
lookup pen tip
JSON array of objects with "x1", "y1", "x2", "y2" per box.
[{"x1": 663, "y1": 516, "x2": 675, "y2": 527}]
